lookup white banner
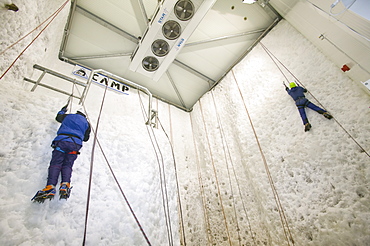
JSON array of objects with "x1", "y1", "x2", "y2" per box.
[{"x1": 72, "y1": 65, "x2": 129, "y2": 95}]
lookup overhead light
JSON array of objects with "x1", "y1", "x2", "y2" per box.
[{"x1": 242, "y1": 0, "x2": 257, "y2": 4}]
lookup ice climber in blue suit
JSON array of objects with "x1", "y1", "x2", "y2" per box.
[
  {"x1": 286, "y1": 82, "x2": 332, "y2": 132},
  {"x1": 32, "y1": 105, "x2": 91, "y2": 202}
]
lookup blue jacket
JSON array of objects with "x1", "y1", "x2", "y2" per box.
[
  {"x1": 53, "y1": 109, "x2": 91, "y2": 146},
  {"x1": 286, "y1": 86, "x2": 307, "y2": 101}
]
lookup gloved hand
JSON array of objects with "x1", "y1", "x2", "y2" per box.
[
  {"x1": 283, "y1": 82, "x2": 289, "y2": 91},
  {"x1": 62, "y1": 96, "x2": 71, "y2": 112},
  {"x1": 61, "y1": 104, "x2": 68, "y2": 112}
]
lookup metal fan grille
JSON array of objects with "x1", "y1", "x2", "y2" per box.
[
  {"x1": 162, "y1": 20, "x2": 181, "y2": 40},
  {"x1": 151, "y1": 39, "x2": 170, "y2": 57},
  {"x1": 174, "y1": 0, "x2": 195, "y2": 21},
  {"x1": 142, "y1": 56, "x2": 159, "y2": 71}
]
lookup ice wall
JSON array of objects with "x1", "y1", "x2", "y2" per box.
[
  {"x1": 1, "y1": 0, "x2": 369, "y2": 245},
  {"x1": 185, "y1": 20, "x2": 370, "y2": 245}
]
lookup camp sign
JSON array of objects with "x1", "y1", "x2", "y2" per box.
[{"x1": 72, "y1": 65, "x2": 129, "y2": 95}]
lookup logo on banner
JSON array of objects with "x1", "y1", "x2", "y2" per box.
[
  {"x1": 72, "y1": 65, "x2": 89, "y2": 80},
  {"x1": 72, "y1": 65, "x2": 129, "y2": 95}
]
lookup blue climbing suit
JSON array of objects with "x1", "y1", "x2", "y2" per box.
[
  {"x1": 286, "y1": 86, "x2": 327, "y2": 125},
  {"x1": 47, "y1": 108, "x2": 91, "y2": 186}
]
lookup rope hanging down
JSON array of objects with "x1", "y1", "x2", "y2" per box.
[
  {"x1": 0, "y1": 0, "x2": 69, "y2": 80},
  {"x1": 72, "y1": 85, "x2": 152, "y2": 246},
  {"x1": 210, "y1": 91, "x2": 257, "y2": 246},
  {"x1": 82, "y1": 84, "x2": 108, "y2": 246},
  {"x1": 231, "y1": 70, "x2": 295, "y2": 246},
  {"x1": 65, "y1": 81, "x2": 76, "y2": 114},
  {"x1": 0, "y1": 0, "x2": 67, "y2": 56},
  {"x1": 189, "y1": 112, "x2": 213, "y2": 246},
  {"x1": 260, "y1": 42, "x2": 369, "y2": 158},
  {"x1": 198, "y1": 100, "x2": 233, "y2": 246},
  {"x1": 157, "y1": 110, "x2": 187, "y2": 246},
  {"x1": 138, "y1": 91, "x2": 174, "y2": 246}
]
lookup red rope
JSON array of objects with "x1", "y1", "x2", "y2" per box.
[
  {"x1": 0, "y1": 1, "x2": 67, "y2": 56},
  {"x1": 0, "y1": 0, "x2": 69, "y2": 80}
]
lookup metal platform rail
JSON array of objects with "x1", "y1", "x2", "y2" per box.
[
  {"x1": 24, "y1": 64, "x2": 158, "y2": 127},
  {"x1": 84, "y1": 69, "x2": 158, "y2": 127},
  {"x1": 24, "y1": 64, "x2": 88, "y2": 101}
]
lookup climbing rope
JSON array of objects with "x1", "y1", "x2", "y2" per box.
[
  {"x1": 0, "y1": 0, "x2": 69, "y2": 80},
  {"x1": 0, "y1": 1, "x2": 67, "y2": 56},
  {"x1": 158, "y1": 105, "x2": 187, "y2": 245},
  {"x1": 232, "y1": 69, "x2": 295, "y2": 246},
  {"x1": 82, "y1": 83, "x2": 108, "y2": 246},
  {"x1": 211, "y1": 91, "x2": 243, "y2": 246},
  {"x1": 198, "y1": 100, "x2": 233, "y2": 246},
  {"x1": 138, "y1": 91, "x2": 174, "y2": 246},
  {"x1": 68, "y1": 81, "x2": 76, "y2": 113},
  {"x1": 189, "y1": 112, "x2": 213, "y2": 246},
  {"x1": 72, "y1": 85, "x2": 152, "y2": 246},
  {"x1": 260, "y1": 42, "x2": 369, "y2": 158},
  {"x1": 210, "y1": 91, "x2": 257, "y2": 245}
]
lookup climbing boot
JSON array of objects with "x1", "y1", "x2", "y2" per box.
[
  {"x1": 31, "y1": 185, "x2": 56, "y2": 203},
  {"x1": 59, "y1": 182, "x2": 72, "y2": 200},
  {"x1": 323, "y1": 112, "x2": 333, "y2": 119},
  {"x1": 304, "y1": 123, "x2": 312, "y2": 132}
]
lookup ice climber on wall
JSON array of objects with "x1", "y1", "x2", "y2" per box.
[
  {"x1": 32, "y1": 103, "x2": 91, "y2": 203},
  {"x1": 285, "y1": 82, "x2": 333, "y2": 132}
]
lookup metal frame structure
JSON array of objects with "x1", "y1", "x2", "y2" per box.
[
  {"x1": 58, "y1": 0, "x2": 282, "y2": 112},
  {"x1": 84, "y1": 68, "x2": 158, "y2": 127},
  {"x1": 24, "y1": 64, "x2": 88, "y2": 100},
  {"x1": 24, "y1": 64, "x2": 158, "y2": 127}
]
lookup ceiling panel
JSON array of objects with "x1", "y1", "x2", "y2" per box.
[{"x1": 60, "y1": 0, "x2": 281, "y2": 111}]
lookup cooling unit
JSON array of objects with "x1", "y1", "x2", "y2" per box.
[{"x1": 129, "y1": 0, "x2": 216, "y2": 81}]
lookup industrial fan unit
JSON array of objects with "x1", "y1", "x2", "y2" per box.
[{"x1": 129, "y1": 0, "x2": 216, "y2": 81}]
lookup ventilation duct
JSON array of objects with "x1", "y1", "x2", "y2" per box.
[{"x1": 129, "y1": 0, "x2": 216, "y2": 81}]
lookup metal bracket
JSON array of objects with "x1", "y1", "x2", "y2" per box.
[{"x1": 148, "y1": 109, "x2": 158, "y2": 128}]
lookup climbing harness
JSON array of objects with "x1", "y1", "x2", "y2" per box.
[
  {"x1": 51, "y1": 132, "x2": 82, "y2": 155},
  {"x1": 53, "y1": 146, "x2": 79, "y2": 155}
]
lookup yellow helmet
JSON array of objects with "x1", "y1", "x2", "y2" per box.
[{"x1": 289, "y1": 82, "x2": 297, "y2": 88}]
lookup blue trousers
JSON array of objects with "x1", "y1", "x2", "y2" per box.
[
  {"x1": 296, "y1": 98, "x2": 326, "y2": 125},
  {"x1": 47, "y1": 141, "x2": 82, "y2": 186}
]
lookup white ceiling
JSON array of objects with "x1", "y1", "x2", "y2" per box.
[{"x1": 60, "y1": 0, "x2": 281, "y2": 111}]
